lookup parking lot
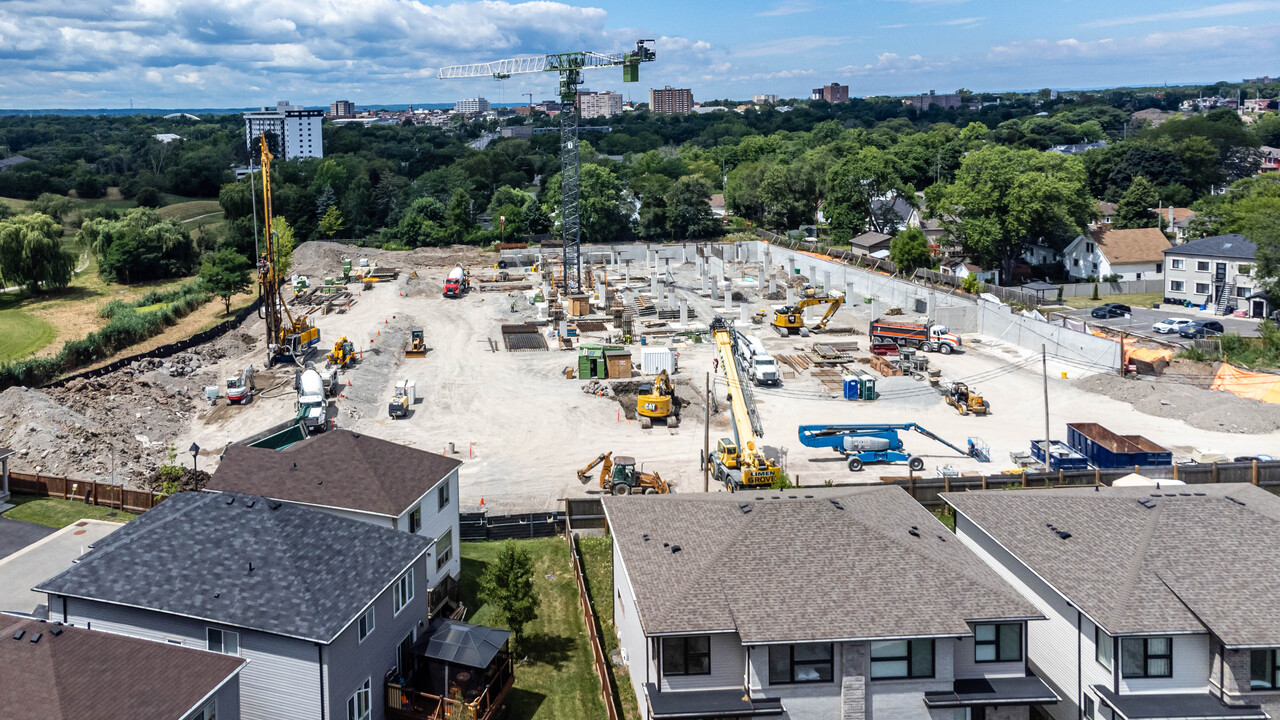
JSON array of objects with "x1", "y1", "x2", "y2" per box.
[{"x1": 1058, "y1": 304, "x2": 1260, "y2": 343}]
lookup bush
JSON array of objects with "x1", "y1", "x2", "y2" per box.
[
  {"x1": 135, "y1": 186, "x2": 163, "y2": 208},
  {"x1": 960, "y1": 275, "x2": 984, "y2": 294}
]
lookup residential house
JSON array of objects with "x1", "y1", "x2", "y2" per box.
[
  {"x1": 849, "y1": 231, "x2": 893, "y2": 258},
  {"x1": 939, "y1": 259, "x2": 999, "y2": 285},
  {"x1": 1094, "y1": 202, "x2": 1117, "y2": 228},
  {"x1": 1162, "y1": 233, "x2": 1266, "y2": 316},
  {"x1": 1154, "y1": 207, "x2": 1197, "y2": 242},
  {"x1": 907, "y1": 193, "x2": 959, "y2": 257},
  {"x1": 708, "y1": 193, "x2": 726, "y2": 218},
  {"x1": 1062, "y1": 227, "x2": 1170, "y2": 281},
  {"x1": 1045, "y1": 140, "x2": 1108, "y2": 155},
  {"x1": 1, "y1": 613, "x2": 246, "y2": 720},
  {"x1": 34, "y1": 491, "x2": 439, "y2": 720},
  {"x1": 605, "y1": 487, "x2": 1058, "y2": 720},
  {"x1": 944, "y1": 484, "x2": 1280, "y2": 720},
  {"x1": 869, "y1": 193, "x2": 913, "y2": 235},
  {"x1": 1261, "y1": 146, "x2": 1280, "y2": 173},
  {"x1": 0, "y1": 155, "x2": 32, "y2": 172},
  {"x1": 207, "y1": 429, "x2": 462, "y2": 611},
  {"x1": 1020, "y1": 242, "x2": 1058, "y2": 267}
]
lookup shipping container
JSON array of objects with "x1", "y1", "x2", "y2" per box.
[
  {"x1": 640, "y1": 347, "x2": 678, "y2": 376},
  {"x1": 1066, "y1": 422, "x2": 1173, "y2": 468}
]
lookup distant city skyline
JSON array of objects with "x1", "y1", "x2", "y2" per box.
[{"x1": 0, "y1": 0, "x2": 1277, "y2": 109}]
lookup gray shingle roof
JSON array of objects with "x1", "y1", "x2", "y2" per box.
[
  {"x1": 605, "y1": 486, "x2": 1040, "y2": 644},
  {"x1": 944, "y1": 484, "x2": 1280, "y2": 646},
  {"x1": 35, "y1": 492, "x2": 429, "y2": 643},
  {"x1": 1164, "y1": 233, "x2": 1256, "y2": 260},
  {"x1": 209, "y1": 429, "x2": 460, "y2": 517}
]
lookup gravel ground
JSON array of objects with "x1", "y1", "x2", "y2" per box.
[{"x1": 1073, "y1": 372, "x2": 1280, "y2": 434}]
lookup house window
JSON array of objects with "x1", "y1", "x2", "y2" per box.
[
  {"x1": 1096, "y1": 627, "x2": 1113, "y2": 670},
  {"x1": 974, "y1": 623, "x2": 1021, "y2": 663},
  {"x1": 1121, "y1": 637, "x2": 1172, "y2": 678},
  {"x1": 1171, "y1": 259, "x2": 1184, "y2": 270},
  {"x1": 1170, "y1": 280, "x2": 1185, "y2": 293},
  {"x1": 1084, "y1": 694, "x2": 1095, "y2": 718},
  {"x1": 768, "y1": 643, "x2": 834, "y2": 684},
  {"x1": 192, "y1": 699, "x2": 217, "y2": 720},
  {"x1": 1195, "y1": 283, "x2": 1211, "y2": 294},
  {"x1": 1252, "y1": 649, "x2": 1279, "y2": 690},
  {"x1": 1240, "y1": 264, "x2": 1253, "y2": 276},
  {"x1": 347, "y1": 678, "x2": 371, "y2": 720},
  {"x1": 661, "y1": 636, "x2": 711, "y2": 676},
  {"x1": 408, "y1": 504, "x2": 422, "y2": 534},
  {"x1": 438, "y1": 481, "x2": 450, "y2": 510},
  {"x1": 1086, "y1": 242, "x2": 1095, "y2": 253},
  {"x1": 393, "y1": 569, "x2": 415, "y2": 615},
  {"x1": 1238, "y1": 287, "x2": 1251, "y2": 298},
  {"x1": 206, "y1": 628, "x2": 239, "y2": 656},
  {"x1": 358, "y1": 607, "x2": 375, "y2": 643},
  {"x1": 870, "y1": 639, "x2": 934, "y2": 679},
  {"x1": 436, "y1": 529, "x2": 453, "y2": 570},
  {"x1": 1197, "y1": 261, "x2": 1210, "y2": 272},
  {"x1": 1073, "y1": 259, "x2": 1080, "y2": 267}
]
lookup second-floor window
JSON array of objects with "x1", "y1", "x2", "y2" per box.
[
  {"x1": 1197, "y1": 261, "x2": 1211, "y2": 272},
  {"x1": 768, "y1": 643, "x2": 834, "y2": 684},
  {"x1": 662, "y1": 636, "x2": 711, "y2": 676},
  {"x1": 974, "y1": 623, "x2": 1022, "y2": 663},
  {"x1": 438, "y1": 481, "x2": 451, "y2": 510},
  {"x1": 1121, "y1": 637, "x2": 1172, "y2": 678},
  {"x1": 1252, "y1": 649, "x2": 1279, "y2": 690},
  {"x1": 1096, "y1": 627, "x2": 1113, "y2": 671},
  {"x1": 1171, "y1": 259, "x2": 1185, "y2": 270},
  {"x1": 870, "y1": 639, "x2": 933, "y2": 680},
  {"x1": 206, "y1": 628, "x2": 239, "y2": 655},
  {"x1": 436, "y1": 529, "x2": 453, "y2": 570},
  {"x1": 358, "y1": 607, "x2": 375, "y2": 643},
  {"x1": 393, "y1": 569, "x2": 414, "y2": 615},
  {"x1": 408, "y1": 504, "x2": 422, "y2": 534}
]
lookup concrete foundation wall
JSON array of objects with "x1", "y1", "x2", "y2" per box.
[
  {"x1": 975, "y1": 300, "x2": 1121, "y2": 370},
  {"x1": 757, "y1": 243, "x2": 972, "y2": 312}
]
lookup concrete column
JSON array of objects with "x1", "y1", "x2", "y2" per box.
[
  {"x1": 625, "y1": 260, "x2": 631, "y2": 287},
  {"x1": 680, "y1": 297, "x2": 688, "y2": 326},
  {"x1": 664, "y1": 257, "x2": 672, "y2": 286},
  {"x1": 808, "y1": 264, "x2": 817, "y2": 284},
  {"x1": 769, "y1": 276, "x2": 777, "y2": 296},
  {"x1": 696, "y1": 256, "x2": 704, "y2": 279},
  {"x1": 824, "y1": 271, "x2": 831, "y2": 292},
  {"x1": 701, "y1": 272, "x2": 709, "y2": 294},
  {"x1": 724, "y1": 281, "x2": 732, "y2": 311},
  {"x1": 846, "y1": 282, "x2": 857, "y2": 306},
  {"x1": 740, "y1": 304, "x2": 748, "y2": 323},
  {"x1": 710, "y1": 277, "x2": 719, "y2": 301},
  {"x1": 651, "y1": 271, "x2": 660, "y2": 297},
  {"x1": 788, "y1": 258, "x2": 796, "y2": 276},
  {"x1": 599, "y1": 271, "x2": 609, "y2": 309},
  {"x1": 667, "y1": 291, "x2": 676, "y2": 310}
]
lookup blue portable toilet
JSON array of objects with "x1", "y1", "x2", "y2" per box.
[{"x1": 843, "y1": 374, "x2": 860, "y2": 400}]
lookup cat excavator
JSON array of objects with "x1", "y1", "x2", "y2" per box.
[
  {"x1": 577, "y1": 452, "x2": 670, "y2": 495},
  {"x1": 636, "y1": 370, "x2": 679, "y2": 429},
  {"x1": 772, "y1": 287, "x2": 844, "y2": 336}
]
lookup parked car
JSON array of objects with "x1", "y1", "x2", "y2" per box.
[
  {"x1": 1091, "y1": 303, "x2": 1132, "y2": 319},
  {"x1": 1152, "y1": 318, "x2": 1193, "y2": 334},
  {"x1": 1234, "y1": 455, "x2": 1276, "y2": 462},
  {"x1": 1179, "y1": 320, "x2": 1225, "y2": 339}
]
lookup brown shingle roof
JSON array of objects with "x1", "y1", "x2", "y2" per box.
[
  {"x1": 945, "y1": 484, "x2": 1280, "y2": 646},
  {"x1": 0, "y1": 615, "x2": 244, "y2": 720},
  {"x1": 1090, "y1": 226, "x2": 1171, "y2": 265},
  {"x1": 208, "y1": 429, "x2": 460, "y2": 517},
  {"x1": 605, "y1": 487, "x2": 1040, "y2": 643}
]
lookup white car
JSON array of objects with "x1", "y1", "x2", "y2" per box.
[{"x1": 1152, "y1": 318, "x2": 1193, "y2": 334}]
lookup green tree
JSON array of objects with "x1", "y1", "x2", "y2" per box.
[
  {"x1": 81, "y1": 207, "x2": 197, "y2": 284},
  {"x1": 758, "y1": 164, "x2": 810, "y2": 232},
  {"x1": 824, "y1": 147, "x2": 911, "y2": 240},
  {"x1": 0, "y1": 213, "x2": 75, "y2": 292},
  {"x1": 271, "y1": 216, "x2": 297, "y2": 277},
  {"x1": 198, "y1": 248, "x2": 252, "y2": 313},
  {"x1": 27, "y1": 193, "x2": 74, "y2": 224},
  {"x1": 394, "y1": 196, "x2": 448, "y2": 247},
  {"x1": 318, "y1": 206, "x2": 345, "y2": 238},
  {"x1": 135, "y1": 186, "x2": 163, "y2": 208},
  {"x1": 888, "y1": 227, "x2": 932, "y2": 274},
  {"x1": 1113, "y1": 176, "x2": 1159, "y2": 229},
  {"x1": 544, "y1": 164, "x2": 631, "y2": 243},
  {"x1": 479, "y1": 541, "x2": 538, "y2": 649},
  {"x1": 445, "y1": 188, "x2": 475, "y2": 243},
  {"x1": 665, "y1": 175, "x2": 720, "y2": 239}
]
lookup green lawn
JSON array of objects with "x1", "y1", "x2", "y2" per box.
[
  {"x1": 1060, "y1": 292, "x2": 1163, "y2": 310},
  {"x1": 2, "y1": 495, "x2": 137, "y2": 528},
  {"x1": 578, "y1": 537, "x2": 642, "y2": 720},
  {"x1": 461, "y1": 539, "x2": 609, "y2": 720},
  {"x1": 0, "y1": 306, "x2": 56, "y2": 363},
  {"x1": 157, "y1": 199, "x2": 223, "y2": 223}
]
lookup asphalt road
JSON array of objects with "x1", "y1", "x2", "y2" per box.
[{"x1": 1060, "y1": 304, "x2": 1261, "y2": 343}]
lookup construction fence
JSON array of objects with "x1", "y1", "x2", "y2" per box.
[
  {"x1": 569, "y1": 534, "x2": 623, "y2": 720},
  {"x1": 9, "y1": 471, "x2": 165, "y2": 514},
  {"x1": 458, "y1": 511, "x2": 565, "y2": 542}
]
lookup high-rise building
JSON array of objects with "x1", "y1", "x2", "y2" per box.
[
  {"x1": 329, "y1": 100, "x2": 355, "y2": 117},
  {"x1": 648, "y1": 86, "x2": 694, "y2": 115},
  {"x1": 810, "y1": 83, "x2": 849, "y2": 103},
  {"x1": 454, "y1": 97, "x2": 491, "y2": 114},
  {"x1": 902, "y1": 90, "x2": 963, "y2": 110},
  {"x1": 578, "y1": 90, "x2": 624, "y2": 118},
  {"x1": 242, "y1": 101, "x2": 323, "y2": 161},
  {"x1": 753, "y1": 94, "x2": 779, "y2": 105}
]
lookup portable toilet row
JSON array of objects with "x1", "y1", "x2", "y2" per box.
[{"x1": 841, "y1": 370, "x2": 878, "y2": 401}]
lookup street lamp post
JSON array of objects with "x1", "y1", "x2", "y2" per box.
[
  {"x1": 500, "y1": 215, "x2": 506, "y2": 244},
  {"x1": 189, "y1": 442, "x2": 200, "y2": 473}
]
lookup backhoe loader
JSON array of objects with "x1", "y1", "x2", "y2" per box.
[{"x1": 577, "y1": 452, "x2": 670, "y2": 495}]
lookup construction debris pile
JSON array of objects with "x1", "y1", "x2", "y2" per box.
[{"x1": 1073, "y1": 372, "x2": 1280, "y2": 434}]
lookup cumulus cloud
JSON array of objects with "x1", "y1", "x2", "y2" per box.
[
  {"x1": 987, "y1": 23, "x2": 1280, "y2": 64},
  {"x1": 835, "y1": 51, "x2": 947, "y2": 77}
]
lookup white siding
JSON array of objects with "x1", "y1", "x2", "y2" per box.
[
  {"x1": 1117, "y1": 634, "x2": 1211, "y2": 694},
  {"x1": 657, "y1": 632, "x2": 744, "y2": 691},
  {"x1": 613, "y1": 540, "x2": 650, "y2": 718},
  {"x1": 61, "y1": 596, "x2": 323, "y2": 720},
  {"x1": 417, "y1": 470, "x2": 460, "y2": 586}
]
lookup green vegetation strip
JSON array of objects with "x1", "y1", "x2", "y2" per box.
[
  {"x1": 578, "y1": 537, "x2": 642, "y2": 720},
  {"x1": 461, "y1": 539, "x2": 609, "y2": 720},
  {"x1": 2, "y1": 495, "x2": 137, "y2": 528},
  {"x1": 0, "y1": 308, "x2": 56, "y2": 364}
]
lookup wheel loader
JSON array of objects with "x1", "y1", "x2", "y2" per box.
[
  {"x1": 945, "y1": 382, "x2": 989, "y2": 416},
  {"x1": 576, "y1": 452, "x2": 670, "y2": 495},
  {"x1": 327, "y1": 336, "x2": 356, "y2": 368}
]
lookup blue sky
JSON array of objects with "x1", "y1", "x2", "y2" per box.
[{"x1": 0, "y1": 0, "x2": 1277, "y2": 109}]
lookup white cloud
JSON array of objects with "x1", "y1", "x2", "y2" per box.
[
  {"x1": 737, "y1": 35, "x2": 848, "y2": 57},
  {"x1": 941, "y1": 16, "x2": 982, "y2": 26},
  {"x1": 987, "y1": 23, "x2": 1280, "y2": 64},
  {"x1": 1083, "y1": 1, "x2": 1280, "y2": 28},
  {"x1": 756, "y1": 0, "x2": 819, "y2": 17},
  {"x1": 835, "y1": 51, "x2": 946, "y2": 77}
]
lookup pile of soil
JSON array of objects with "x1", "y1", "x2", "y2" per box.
[
  {"x1": 1073, "y1": 372, "x2": 1280, "y2": 434},
  {"x1": 291, "y1": 242, "x2": 497, "y2": 278}
]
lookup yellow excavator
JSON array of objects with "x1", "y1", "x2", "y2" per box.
[
  {"x1": 327, "y1": 336, "x2": 356, "y2": 367},
  {"x1": 709, "y1": 317, "x2": 782, "y2": 489},
  {"x1": 637, "y1": 370, "x2": 679, "y2": 429},
  {"x1": 772, "y1": 287, "x2": 844, "y2": 336},
  {"x1": 577, "y1": 452, "x2": 670, "y2": 495}
]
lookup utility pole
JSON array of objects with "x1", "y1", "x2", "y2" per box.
[
  {"x1": 704, "y1": 371, "x2": 711, "y2": 492},
  {"x1": 1042, "y1": 344, "x2": 1051, "y2": 472},
  {"x1": 1118, "y1": 331, "x2": 1126, "y2": 377}
]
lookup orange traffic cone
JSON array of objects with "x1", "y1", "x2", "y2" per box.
[{"x1": 479, "y1": 497, "x2": 485, "y2": 506}]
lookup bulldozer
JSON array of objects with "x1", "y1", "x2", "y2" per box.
[
  {"x1": 577, "y1": 452, "x2": 670, "y2": 495},
  {"x1": 945, "y1": 382, "x2": 989, "y2": 416},
  {"x1": 327, "y1": 336, "x2": 356, "y2": 368},
  {"x1": 636, "y1": 370, "x2": 679, "y2": 429},
  {"x1": 404, "y1": 328, "x2": 427, "y2": 359}
]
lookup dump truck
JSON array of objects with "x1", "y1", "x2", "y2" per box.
[
  {"x1": 443, "y1": 266, "x2": 470, "y2": 298},
  {"x1": 577, "y1": 452, "x2": 669, "y2": 495},
  {"x1": 869, "y1": 318, "x2": 961, "y2": 354}
]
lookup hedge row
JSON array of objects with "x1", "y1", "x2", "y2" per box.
[{"x1": 0, "y1": 280, "x2": 214, "y2": 390}]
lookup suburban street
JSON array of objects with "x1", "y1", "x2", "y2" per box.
[{"x1": 1058, "y1": 303, "x2": 1261, "y2": 343}]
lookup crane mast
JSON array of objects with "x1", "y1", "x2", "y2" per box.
[
  {"x1": 437, "y1": 41, "x2": 655, "y2": 293},
  {"x1": 256, "y1": 134, "x2": 317, "y2": 367},
  {"x1": 710, "y1": 317, "x2": 781, "y2": 488}
]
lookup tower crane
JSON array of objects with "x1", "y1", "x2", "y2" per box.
[
  {"x1": 255, "y1": 134, "x2": 319, "y2": 367},
  {"x1": 437, "y1": 40, "x2": 656, "y2": 292}
]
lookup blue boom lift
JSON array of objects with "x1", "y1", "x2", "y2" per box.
[{"x1": 797, "y1": 423, "x2": 987, "y2": 472}]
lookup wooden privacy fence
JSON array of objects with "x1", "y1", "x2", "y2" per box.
[
  {"x1": 569, "y1": 534, "x2": 622, "y2": 720},
  {"x1": 9, "y1": 471, "x2": 163, "y2": 514}
]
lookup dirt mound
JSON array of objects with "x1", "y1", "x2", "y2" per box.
[
  {"x1": 291, "y1": 242, "x2": 497, "y2": 278},
  {"x1": 1073, "y1": 372, "x2": 1280, "y2": 434}
]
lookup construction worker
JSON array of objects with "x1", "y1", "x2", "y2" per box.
[{"x1": 713, "y1": 357, "x2": 719, "y2": 373}]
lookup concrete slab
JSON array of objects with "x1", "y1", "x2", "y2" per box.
[{"x1": 0, "y1": 519, "x2": 123, "y2": 614}]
